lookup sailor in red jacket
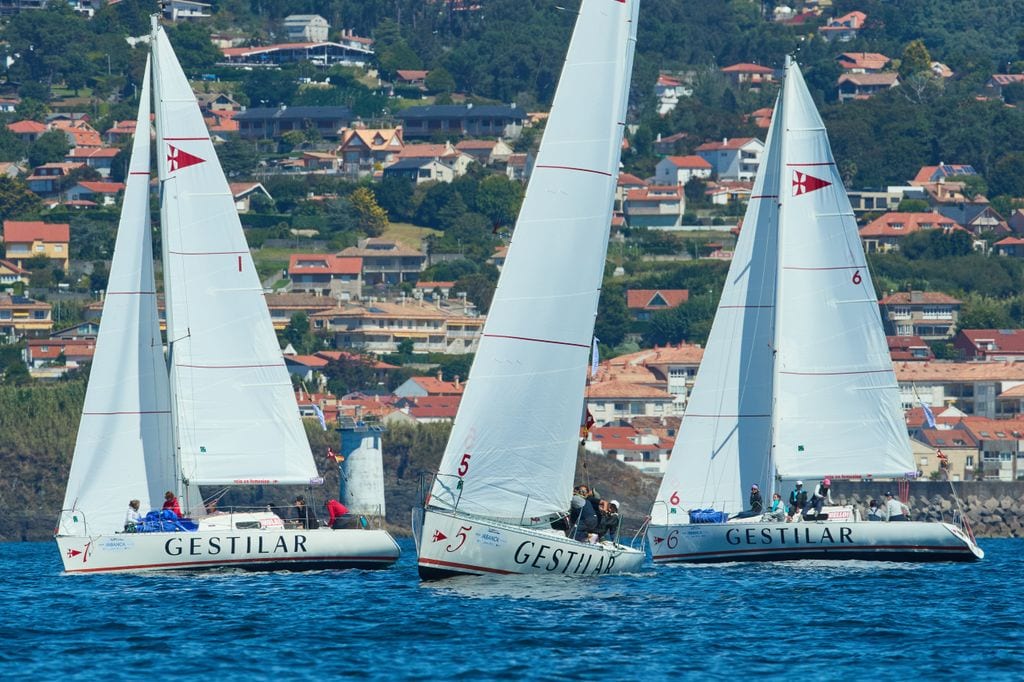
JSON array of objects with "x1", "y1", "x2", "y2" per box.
[
  {"x1": 326, "y1": 499, "x2": 349, "y2": 529},
  {"x1": 162, "y1": 491, "x2": 182, "y2": 518}
]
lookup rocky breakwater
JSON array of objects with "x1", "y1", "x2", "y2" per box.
[{"x1": 829, "y1": 481, "x2": 1024, "y2": 538}]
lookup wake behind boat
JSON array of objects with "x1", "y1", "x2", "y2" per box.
[
  {"x1": 646, "y1": 57, "x2": 982, "y2": 565},
  {"x1": 55, "y1": 18, "x2": 399, "y2": 574},
  {"x1": 414, "y1": 0, "x2": 644, "y2": 580}
]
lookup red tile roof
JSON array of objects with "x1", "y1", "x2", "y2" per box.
[
  {"x1": 67, "y1": 147, "x2": 119, "y2": 159},
  {"x1": 663, "y1": 155, "x2": 712, "y2": 169},
  {"x1": 878, "y1": 291, "x2": 961, "y2": 305},
  {"x1": 617, "y1": 172, "x2": 647, "y2": 186},
  {"x1": 837, "y1": 73, "x2": 899, "y2": 87},
  {"x1": 75, "y1": 181, "x2": 124, "y2": 194},
  {"x1": 860, "y1": 212, "x2": 962, "y2": 238},
  {"x1": 7, "y1": 120, "x2": 46, "y2": 134},
  {"x1": 958, "y1": 329, "x2": 1024, "y2": 354},
  {"x1": 695, "y1": 137, "x2": 758, "y2": 152},
  {"x1": 626, "y1": 289, "x2": 689, "y2": 310},
  {"x1": 409, "y1": 376, "x2": 465, "y2": 395},
  {"x1": 886, "y1": 335, "x2": 935, "y2": 361},
  {"x1": 285, "y1": 354, "x2": 330, "y2": 368},
  {"x1": 836, "y1": 52, "x2": 891, "y2": 71},
  {"x1": 288, "y1": 254, "x2": 362, "y2": 276},
  {"x1": 721, "y1": 63, "x2": 774, "y2": 74},
  {"x1": 2, "y1": 220, "x2": 70, "y2": 243},
  {"x1": 409, "y1": 395, "x2": 461, "y2": 419}
]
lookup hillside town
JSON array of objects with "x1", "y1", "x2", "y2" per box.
[{"x1": 2, "y1": 0, "x2": 1024, "y2": 490}]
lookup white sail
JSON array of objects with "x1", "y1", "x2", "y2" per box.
[
  {"x1": 60, "y1": 59, "x2": 175, "y2": 536},
  {"x1": 771, "y1": 61, "x2": 913, "y2": 480},
  {"x1": 151, "y1": 25, "x2": 317, "y2": 486},
  {"x1": 429, "y1": 0, "x2": 638, "y2": 520},
  {"x1": 651, "y1": 90, "x2": 785, "y2": 523}
]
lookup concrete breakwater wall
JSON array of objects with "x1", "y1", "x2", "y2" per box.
[{"x1": 829, "y1": 481, "x2": 1024, "y2": 538}]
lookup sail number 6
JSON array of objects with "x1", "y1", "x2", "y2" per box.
[
  {"x1": 852, "y1": 270, "x2": 862, "y2": 285},
  {"x1": 669, "y1": 491, "x2": 680, "y2": 506},
  {"x1": 458, "y1": 453, "x2": 472, "y2": 476}
]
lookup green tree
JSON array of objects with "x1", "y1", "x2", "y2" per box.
[
  {"x1": 424, "y1": 67, "x2": 455, "y2": 95},
  {"x1": 216, "y1": 136, "x2": 259, "y2": 178},
  {"x1": 958, "y1": 296, "x2": 1014, "y2": 330},
  {"x1": 896, "y1": 198, "x2": 929, "y2": 212},
  {"x1": 899, "y1": 39, "x2": 933, "y2": 79},
  {"x1": 0, "y1": 176, "x2": 42, "y2": 219},
  {"x1": 475, "y1": 174, "x2": 523, "y2": 228},
  {"x1": 453, "y1": 271, "x2": 498, "y2": 313},
  {"x1": 595, "y1": 282, "x2": 632, "y2": 347},
  {"x1": 989, "y1": 153, "x2": 1024, "y2": 198},
  {"x1": 350, "y1": 186, "x2": 389, "y2": 237},
  {"x1": 283, "y1": 312, "x2": 317, "y2": 354},
  {"x1": 27, "y1": 130, "x2": 71, "y2": 168},
  {"x1": 165, "y1": 21, "x2": 224, "y2": 72},
  {"x1": 322, "y1": 355, "x2": 379, "y2": 395}
]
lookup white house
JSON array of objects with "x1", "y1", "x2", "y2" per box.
[
  {"x1": 654, "y1": 155, "x2": 713, "y2": 186},
  {"x1": 695, "y1": 137, "x2": 764, "y2": 181}
]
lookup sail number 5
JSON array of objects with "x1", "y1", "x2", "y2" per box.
[
  {"x1": 446, "y1": 526, "x2": 472, "y2": 553},
  {"x1": 458, "y1": 453, "x2": 472, "y2": 476}
]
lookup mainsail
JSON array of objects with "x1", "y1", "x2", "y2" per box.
[
  {"x1": 429, "y1": 0, "x2": 639, "y2": 520},
  {"x1": 771, "y1": 61, "x2": 912, "y2": 480},
  {"x1": 60, "y1": 59, "x2": 175, "y2": 536},
  {"x1": 152, "y1": 24, "x2": 317, "y2": 486},
  {"x1": 652, "y1": 59, "x2": 913, "y2": 524}
]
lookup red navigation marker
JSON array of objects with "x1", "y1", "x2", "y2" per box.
[
  {"x1": 167, "y1": 144, "x2": 205, "y2": 172},
  {"x1": 792, "y1": 170, "x2": 832, "y2": 196},
  {"x1": 431, "y1": 530, "x2": 448, "y2": 543}
]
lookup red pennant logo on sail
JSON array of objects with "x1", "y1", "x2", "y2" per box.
[
  {"x1": 792, "y1": 170, "x2": 832, "y2": 196},
  {"x1": 167, "y1": 144, "x2": 205, "y2": 172},
  {"x1": 431, "y1": 530, "x2": 448, "y2": 543}
]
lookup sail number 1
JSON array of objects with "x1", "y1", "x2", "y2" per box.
[{"x1": 458, "y1": 453, "x2": 472, "y2": 476}]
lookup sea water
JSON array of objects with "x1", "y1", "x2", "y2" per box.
[{"x1": 1, "y1": 538, "x2": 1020, "y2": 680}]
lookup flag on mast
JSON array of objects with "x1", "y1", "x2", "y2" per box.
[
  {"x1": 312, "y1": 404, "x2": 327, "y2": 431},
  {"x1": 590, "y1": 337, "x2": 600, "y2": 377},
  {"x1": 920, "y1": 399, "x2": 936, "y2": 429}
]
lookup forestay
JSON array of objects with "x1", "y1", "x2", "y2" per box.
[
  {"x1": 152, "y1": 26, "x2": 317, "y2": 486},
  {"x1": 61, "y1": 60, "x2": 176, "y2": 536},
  {"x1": 430, "y1": 0, "x2": 639, "y2": 520},
  {"x1": 650, "y1": 87, "x2": 785, "y2": 523},
  {"x1": 771, "y1": 61, "x2": 913, "y2": 480}
]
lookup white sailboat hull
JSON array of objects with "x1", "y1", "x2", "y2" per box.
[
  {"x1": 416, "y1": 507, "x2": 644, "y2": 580},
  {"x1": 56, "y1": 528, "x2": 400, "y2": 574},
  {"x1": 647, "y1": 520, "x2": 983, "y2": 564}
]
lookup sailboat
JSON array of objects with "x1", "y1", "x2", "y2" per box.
[
  {"x1": 54, "y1": 19, "x2": 400, "y2": 574},
  {"x1": 645, "y1": 58, "x2": 982, "y2": 564},
  {"x1": 412, "y1": 0, "x2": 645, "y2": 580}
]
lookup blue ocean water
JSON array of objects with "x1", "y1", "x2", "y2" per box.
[{"x1": 1, "y1": 538, "x2": 1020, "y2": 680}]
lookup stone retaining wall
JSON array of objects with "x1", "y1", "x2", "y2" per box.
[{"x1": 827, "y1": 481, "x2": 1024, "y2": 538}]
